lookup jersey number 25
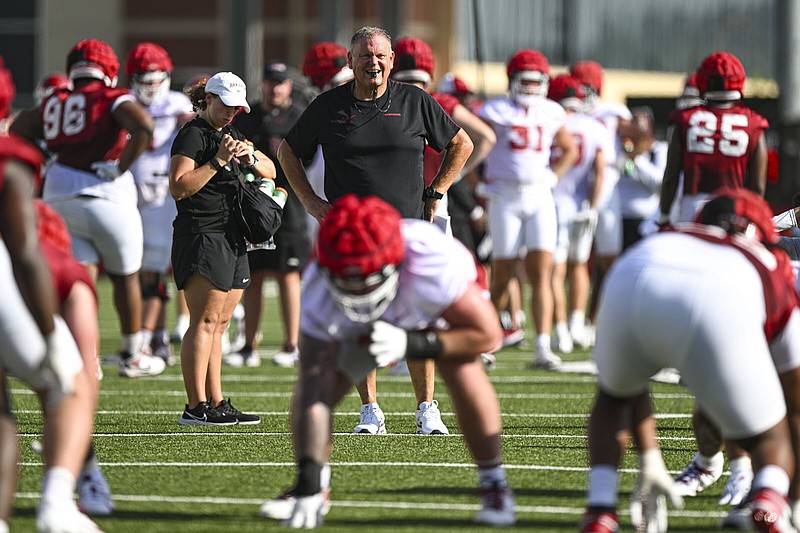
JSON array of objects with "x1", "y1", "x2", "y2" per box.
[{"x1": 686, "y1": 111, "x2": 748, "y2": 157}]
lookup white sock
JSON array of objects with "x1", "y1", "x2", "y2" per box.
[
  {"x1": 729, "y1": 455, "x2": 752, "y2": 474},
  {"x1": 175, "y1": 314, "x2": 189, "y2": 331},
  {"x1": 477, "y1": 461, "x2": 508, "y2": 487},
  {"x1": 569, "y1": 310, "x2": 586, "y2": 328},
  {"x1": 536, "y1": 334, "x2": 550, "y2": 350},
  {"x1": 695, "y1": 451, "x2": 724, "y2": 470},
  {"x1": 41, "y1": 466, "x2": 76, "y2": 506},
  {"x1": 0, "y1": 519, "x2": 8, "y2": 533},
  {"x1": 121, "y1": 331, "x2": 142, "y2": 355},
  {"x1": 587, "y1": 464, "x2": 619, "y2": 508},
  {"x1": 321, "y1": 464, "x2": 332, "y2": 489},
  {"x1": 140, "y1": 329, "x2": 153, "y2": 350},
  {"x1": 753, "y1": 464, "x2": 790, "y2": 496}
]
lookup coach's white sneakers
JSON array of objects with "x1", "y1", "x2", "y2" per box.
[
  {"x1": 474, "y1": 481, "x2": 516, "y2": 527},
  {"x1": 37, "y1": 499, "x2": 103, "y2": 533},
  {"x1": 77, "y1": 466, "x2": 114, "y2": 516},
  {"x1": 353, "y1": 403, "x2": 387, "y2": 434},
  {"x1": 416, "y1": 400, "x2": 449, "y2": 435}
]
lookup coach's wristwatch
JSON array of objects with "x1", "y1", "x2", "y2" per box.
[{"x1": 422, "y1": 186, "x2": 444, "y2": 200}]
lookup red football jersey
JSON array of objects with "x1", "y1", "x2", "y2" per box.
[
  {"x1": 679, "y1": 226, "x2": 798, "y2": 342},
  {"x1": 423, "y1": 92, "x2": 461, "y2": 186},
  {"x1": 0, "y1": 133, "x2": 44, "y2": 192},
  {"x1": 40, "y1": 80, "x2": 134, "y2": 173},
  {"x1": 670, "y1": 104, "x2": 768, "y2": 195}
]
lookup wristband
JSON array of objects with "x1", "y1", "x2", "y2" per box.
[
  {"x1": 209, "y1": 158, "x2": 224, "y2": 172},
  {"x1": 406, "y1": 331, "x2": 444, "y2": 359}
]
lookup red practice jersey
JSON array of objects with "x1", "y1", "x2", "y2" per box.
[
  {"x1": 40, "y1": 80, "x2": 134, "y2": 172},
  {"x1": 670, "y1": 104, "x2": 768, "y2": 195}
]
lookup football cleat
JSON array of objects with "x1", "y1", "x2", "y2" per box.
[
  {"x1": 37, "y1": 499, "x2": 104, "y2": 533},
  {"x1": 751, "y1": 488, "x2": 795, "y2": 533},
  {"x1": 579, "y1": 509, "x2": 619, "y2": 533},
  {"x1": 281, "y1": 492, "x2": 328, "y2": 529},
  {"x1": 273, "y1": 347, "x2": 298, "y2": 368},
  {"x1": 416, "y1": 400, "x2": 449, "y2": 435},
  {"x1": 673, "y1": 453, "x2": 723, "y2": 497},
  {"x1": 77, "y1": 467, "x2": 114, "y2": 517},
  {"x1": 118, "y1": 350, "x2": 166, "y2": 378},
  {"x1": 260, "y1": 487, "x2": 331, "y2": 521},
  {"x1": 532, "y1": 346, "x2": 562, "y2": 370},
  {"x1": 474, "y1": 482, "x2": 516, "y2": 527},
  {"x1": 353, "y1": 403, "x2": 386, "y2": 435}
]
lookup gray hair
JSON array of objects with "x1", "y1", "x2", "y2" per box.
[{"x1": 350, "y1": 26, "x2": 392, "y2": 53}]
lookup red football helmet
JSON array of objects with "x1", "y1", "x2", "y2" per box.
[
  {"x1": 302, "y1": 42, "x2": 353, "y2": 91},
  {"x1": 569, "y1": 60, "x2": 604, "y2": 99},
  {"x1": 0, "y1": 55, "x2": 15, "y2": 121},
  {"x1": 506, "y1": 49, "x2": 550, "y2": 104},
  {"x1": 391, "y1": 37, "x2": 434, "y2": 84},
  {"x1": 695, "y1": 188, "x2": 778, "y2": 245},
  {"x1": 438, "y1": 73, "x2": 471, "y2": 96},
  {"x1": 546, "y1": 74, "x2": 585, "y2": 111},
  {"x1": 676, "y1": 71, "x2": 703, "y2": 110},
  {"x1": 696, "y1": 51, "x2": 746, "y2": 101},
  {"x1": 34, "y1": 72, "x2": 71, "y2": 106},
  {"x1": 66, "y1": 39, "x2": 120, "y2": 87},
  {"x1": 126, "y1": 42, "x2": 174, "y2": 105},
  {"x1": 316, "y1": 194, "x2": 405, "y2": 322}
]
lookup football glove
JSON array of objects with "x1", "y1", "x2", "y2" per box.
[
  {"x1": 630, "y1": 449, "x2": 684, "y2": 533},
  {"x1": 41, "y1": 317, "x2": 83, "y2": 411},
  {"x1": 281, "y1": 493, "x2": 326, "y2": 529},
  {"x1": 368, "y1": 320, "x2": 408, "y2": 368},
  {"x1": 90, "y1": 161, "x2": 122, "y2": 181}
]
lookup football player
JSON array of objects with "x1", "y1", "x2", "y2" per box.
[
  {"x1": 10, "y1": 39, "x2": 164, "y2": 378},
  {"x1": 581, "y1": 188, "x2": 800, "y2": 533},
  {"x1": 478, "y1": 49, "x2": 578, "y2": 368},
  {"x1": 547, "y1": 74, "x2": 607, "y2": 354},
  {"x1": 659, "y1": 51, "x2": 769, "y2": 223},
  {"x1": 0, "y1": 54, "x2": 102, "y2": 533},
  {"x1": 260, "y1": 195, "x2": 515, "y2": 528},
  {"x1": 569, "y1": 59, "x2": 645, "y2": 343},
  {"x1": 125, "y1": 42, "x2": 194, "y2": 365}
]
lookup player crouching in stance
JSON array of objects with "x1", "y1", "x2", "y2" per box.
[
  {"x1": 581, "y1": 188, "x2": 799, "y2": 533},
  {"x1": 260, "y1": 195, "x2": 515, "y2": 528},
  {"x1": 0, "y1": 57, "x2": 101, "y2": 532}
]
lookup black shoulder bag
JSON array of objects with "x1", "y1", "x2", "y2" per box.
[{"x1": 209, "y1": 127, "x2": 283, "y2": 243}]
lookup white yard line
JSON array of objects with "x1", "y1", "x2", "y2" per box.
[{"x1": 11, "y1": 491, "x2": 724, "y2": 519}]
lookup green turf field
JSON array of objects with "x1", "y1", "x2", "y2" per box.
[{"x1": 7, "y1": 277, "x2": 732, "y2": 532}]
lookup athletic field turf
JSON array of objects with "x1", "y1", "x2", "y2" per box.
[{"x1": 7, "y1": 277, "x2": 734, "y2": 531}]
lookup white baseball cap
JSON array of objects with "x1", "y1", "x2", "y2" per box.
[{"x1": 205, "y1": 72, "x2": 250, "y2": 113}]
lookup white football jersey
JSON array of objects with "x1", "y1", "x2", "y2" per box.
[
  {"x1": 130, "y1": 90, "x2": 193, "y2": 207},
  {"x1": 553, "y1": 113, "x2": 608, "y2": 202},
  {"x1": 479, "y1": 97, "x2": 566, "y2": 185},
  {"x1": 301, "y1": 219, "x2": 476, "y2": 341}
]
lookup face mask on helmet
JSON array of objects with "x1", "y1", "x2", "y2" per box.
[
  {"x1": 131, "y1": 70, "x2": 171, "y2": 105},
  {"x1": 510, "y1": 71, "x2": 549, "y2": 106},
  {"x1": 322, "y1": 264, "x2": 400, "y2": 323}
]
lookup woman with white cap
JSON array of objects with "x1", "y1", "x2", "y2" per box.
[{"x1": 169, "y1": 72, "x2": 276, "y2": 427}]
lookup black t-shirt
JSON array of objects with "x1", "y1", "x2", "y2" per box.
[
  {"x1": 170, "y1": 116, "x2": 246, "y2": 237},
  {"x1": 284, "y1": 80, "x2": 460, "y2": 219},
  {"x1": 234, "y1": 102, "x2": 307, "y2": 231}
]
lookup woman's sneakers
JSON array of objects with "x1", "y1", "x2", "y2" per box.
[{"x1": 178, "y1": 399, "x2": 260, "y2": 426}]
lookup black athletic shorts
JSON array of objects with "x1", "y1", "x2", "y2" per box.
[
  {"x1": 247, "y1": 228, "x2": 312, "y2": 273},
  {"x1": 172, "y1": 232, "x2": 251, "y2": 291}
]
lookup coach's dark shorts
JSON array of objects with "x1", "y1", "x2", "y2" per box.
[
  {"x1": 172, "y1": 232, "x2": 250, "y2": 291},
  {"x1": 247, "y1": 228, "x2": 311, "y2": 273}
]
